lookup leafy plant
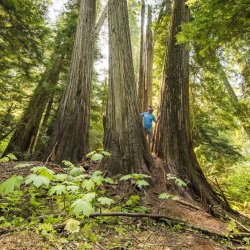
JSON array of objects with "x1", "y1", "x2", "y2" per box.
[
  {"x1": 86, "y1": 150, "x2": 111, "y2": 161},
  {"x1": 0, "y1": 153, "x2": 17, "y2": 163},
  {"x1": 166, "y1": 174, "x2": 187, "y2": 188},
  {"x1": 0, "y1": 175, "x2": 23, "y2": 196},
  {"x1": 120, "y1": 174, "x2": 151, "y2": 189}
]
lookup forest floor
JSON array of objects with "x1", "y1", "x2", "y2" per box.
[{"x1": 0, "y1": 157, "x2": 249, "y2": 250}]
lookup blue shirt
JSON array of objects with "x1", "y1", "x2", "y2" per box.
[{"x1": 141, "y1": 112, "x2": 156, "y2": 129}]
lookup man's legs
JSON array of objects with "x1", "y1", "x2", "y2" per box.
[{"x1": 144, "y1": 128, "x2": 153, "y2": 144}]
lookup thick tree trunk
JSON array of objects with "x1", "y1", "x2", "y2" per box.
[
  {"x1": 3, "y1": 52, "x2": 64, "y2": 156},
  {"x1": 43, "y1": 0, "x2": 96, "y2": 163},
  {"x1": 152, "y1": 0, "x2": 232, "y2": 212},
  {"x1": 103, "y1": 0, "x2": 153, "y2": 175}
]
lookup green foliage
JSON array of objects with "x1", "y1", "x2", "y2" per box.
[
  {"x1": 62, "y1": 160, "x2": 75, "y2": 168},
  {"x1": 64, "y1": 218, "x2": 80, "y2": 233},
  {"x1": 71, "y1": 199, "x2": 94, "y2": 217},
  {"x1": 49, "y1": 185, "x2": 67, "y2": 196},
  {"x1": 159, "y1": 193, "x2": 179, "y2": 201},
  {"x1": 126, "y1": 195, "x2": 140, "y2": 207},
  {"x1": 97, "y1": 197, "x2": 114, "y2": 206},
  {"x1": 0, "y1": 175, "x2": 23, "y2": 195},
  {"x1": 31, "y1": 166, "x2": 55, "y2": 180},
  {"x1": 25, "y1": 174, "x2": 50, "y2": 188},
  {"x1": 166, "y1": 174, "x2": 187, "y2": 188},
  {"x1": 13, "y1": 163, "x2": 34, "y2": 169},
  {"x1": 86, "y1": 150, "x2": 111, "y2": 161},
  {"x1": 226, "y1": 219, "x2": 239, "y2": 235},
  {"x1": 120, "y1": 173, "x2": 151, "y2": 189},
  {"x1": 0, "y1": 153, "x2": 17, "y2": 163}
]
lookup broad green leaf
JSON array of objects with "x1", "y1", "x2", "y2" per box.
[
  {"x1": 176, "y1": 179, "x2": 187, "y2": 187},
  {"x1": 120, "y1": 174, "x2": 132, "y2": 181},
  {"x1": 31, "y1": 167, "x2": 55, "y2": 180},
  {"x1": 64, "y1": 218, "x2": 80, "y2": 233},
  {"x1": 101, "y1": 151, "x2": 111, "y2": 157},
  {"x1": 0, "y1": 157, "x2": 9, "y2": 163},
  {"x1": 14, "y1": 163, "x2": 33, "y2": 169},
  {"x1": 71, "y1": 199, "x2": 94, "y2": 217},
  {"x1": 61, "y1": 160, "x2": 75, "y2": 168},
  {"x1": 25, "y1": 174, "x2": 50, "y2": 188},
  {"x1": 82, "y1": 179, "x2": 95, "y2": 191},
  {"x1": 97, "y1": 197, "x2": 114, "y2": 206},
  {"x1": 92, "y1": 175, "x2": 104, "y2": 186},
  {"x1": 159, "y1": 193, "x2": 172, "y2": 200},
  {"x1": 66, "y1": 185, "x2": 79, "y2": 193},
  {"x1": 126, "y1": 195, "x2": 140, "y2": 206},
  {"x1": 72, "y1": 174, "x2": 88, "y2": 182},
  {"x1": 48, "y1": 185, "x2": 67, "y2": 195},
  {"x1": 86, "y1": 151, "x2": 96, "y2": 158},
  {"x1": 104, "y1": 177, "x2": 114, "y2": 184},
  {"x1": 83, "y1": 192, "x2": 96, "y2": 202},
  {"x1": 136, "y1": 180, "x2": 149, "y2": 188},
  {"x1": 91, "y1": 153, "x2": 103, "y2": 161},
  {"x1": 69, "y1": 167, "x2": 83, "y2": 177},
  {"x1": 0, "y1": 175, "x2": 23, "y2": 195},
  {"x1": 54, "y1": 174, "x2": 68, "y2": 182},
  {"x1": 6, "y1": 153, "x2": 17, "y2": 161},
  {"x1": 92, "y1": 171, "x2": 103, "y2": 177}
]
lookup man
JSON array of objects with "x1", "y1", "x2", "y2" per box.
[{"x1": 141, "y1": 106, "x2": 160, "y2": 144}]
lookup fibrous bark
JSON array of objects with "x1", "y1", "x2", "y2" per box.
[
  {"x1": 137, "y1": 3, "x2": 153, "y2": 112},
  {"x1": 138, "y1": 0, "x2": 146, "y2": 111},
  {"x1": 43, "y1": 0, "x2": 96, "y2": 163},
  {"x1": 152, "y1": 0, "x2": 232, "y2": 212},
  {"x1": 103, "y1": 0, "x2": 152, "y2": 175},
  {"x1": 145, "y1": 5, "x2": 153, "y2": 108}
]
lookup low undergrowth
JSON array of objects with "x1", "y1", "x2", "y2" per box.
[{"x1": 0, "y1": 153, "x2": 249, "y2": 249}]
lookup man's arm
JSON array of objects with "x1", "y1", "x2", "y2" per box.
[{"x1": 154, "y1": 112, "x2": 161, "y2": 123}]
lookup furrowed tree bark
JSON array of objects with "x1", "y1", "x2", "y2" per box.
[
  {"x1": 145, "y1": 5, "x2": 153, "y2": 108},
  {"x1": 152, "y1": 0, "x2": 232, "y2": 213},
  {"x1": 138, "y1": 0, "x2": 146, "y2": 112},
  {"x1": 3, "y1": 52, "x2": 64, "y2": 156},
  {"x1": 103, "y1": 0, "x2": 153, "y2": 175},
  {"x1": 43, "y1": 0, "x2": 96, "y2": 163},
  {"x1": 138, "y1": 3, "x2": 153, "y2": 112}
]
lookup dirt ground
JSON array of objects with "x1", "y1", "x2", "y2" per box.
[{"x1": 0, "y1": 159, "x2": 249, "y2": 250}]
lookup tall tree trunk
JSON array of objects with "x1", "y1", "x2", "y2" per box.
[
  {"x1": 138, "y1": 3, "x2": 153, "y2": 112},
  {"x1": 137, "y1": 0, "x2": 146, "y2": 112},
  {"x1": 152, "y1": 0, "x2": 232, "y2": 212},
  {"x1": 95, "y1": 3, "x2": 108, "y2": 34},
  {"x1": 3, "y1": 52, "x2": 64, "y2": 156},
  {"x1": 43, "y1": 0, "x2": 96, "y2": 163},
  {"x1": 145, "y1": 5, "x2": 153, "y2": 108},
  {"x1": 103, "y1": 0, "x2": 153, "y2": 175},
  {"x1": 216, "y1": 60, "x2": 250, "y2": 137}
]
